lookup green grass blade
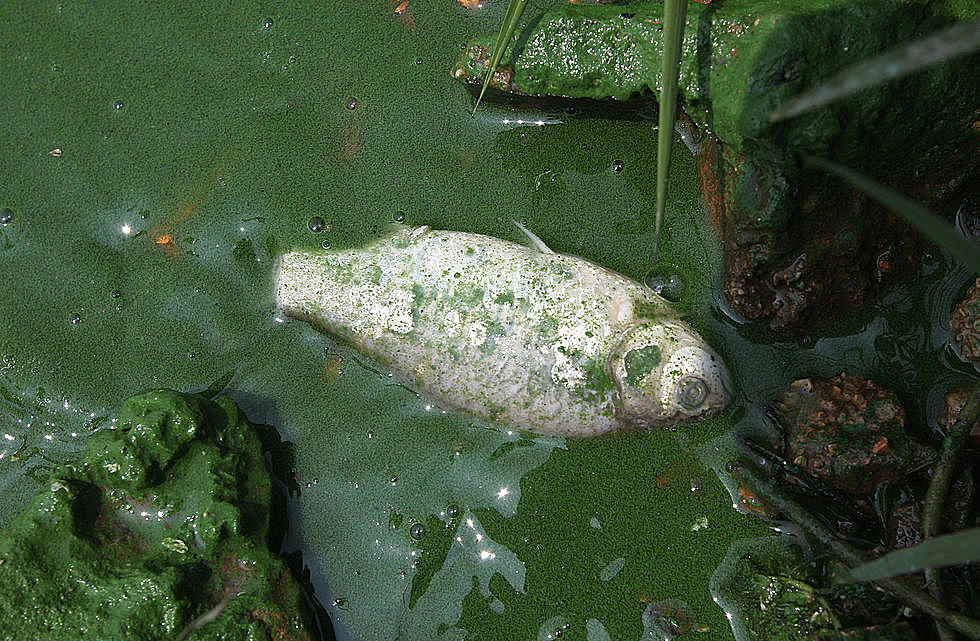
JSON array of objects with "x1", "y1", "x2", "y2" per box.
[
  {"x1": 806, "y1": 156, "x2": 980, "y2": 274},
  {"x1": 841, "y1": 527, "x2": 980, "y2": 583},
  {"x1": 472, "y1": 0, "x2": 528, "y2": 115},
  {"x1": 652, "y1": 0, "x2": 688, "y2": 269},
  {"x1": 771, "y1": 19, "x2": 980, "y2": 122}
]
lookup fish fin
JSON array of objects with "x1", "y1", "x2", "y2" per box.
[
  {"x1": 409, "y1": 225, "x2": 431, "y2": 243},
  {"x1": 512, "y1": 219, "x2": 555, "y2": 254}
]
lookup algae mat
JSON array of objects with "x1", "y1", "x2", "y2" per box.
[{"x1": 0, "y1": 1, "x2": 768, "y2": 639}]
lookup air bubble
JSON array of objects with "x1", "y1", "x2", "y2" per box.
[
  {"x1": 69, "y1": 313, "x2": 81, "y2": 325},
  {"x1": 346, "y1": 97, "x2": 359, "y2": 110},
  {"x1": 110, "y1": 290, "x2": 121, "y2": 299},
  {"x1": 0, "y1": 208, "x2": 12, "y2": 225},
  {"x1": 644, "y1": 271, "x2": 685, "y2": 302},
  {"x1": 320, "y1": 240, "x2": 330, "y2": 249},
  {"x1": 366, "y1": 431, "x2": 375, "y2": 439},
  {"x1": 308, "y1": 216, "x2": 325, "y2": 232},
  {"x1": 389, "y1": 476, "x2": 397, "y2": 485},
  {"x1": 113, "y1": 101, "x2": 123, "y2": 110},
  {"x1": 393, "y1": 211, "x2": 405, "y2": 222},
  {"x1": 415, "y1": 58, "x2": 422, "y2": 65},
  {"x1": 410, "y1": 523, "x2": 425, "y2": 539},
  {"x1": 263, "y1": 18, "x2": 273, "y2": 28},
  {"x1": 446, "y1": 504, "x2": 459, "y2": 519},
  {"x1": 612, "y1": 160, "x2": 624, "y2": 172}
]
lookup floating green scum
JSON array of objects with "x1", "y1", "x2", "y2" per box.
[{"x1": 275, "y1": 224, "x2": 732, "y2": 437}]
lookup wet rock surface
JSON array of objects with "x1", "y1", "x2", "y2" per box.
[
  {"x1": 950, "y1": 278, "x2": 980, "y2": 367},
  {"x1": 773, "y1": 373, "x2": 933, "y2": 496},
  {"x1": 693, "y1": 127, "x2": 921, "y2": 330}
]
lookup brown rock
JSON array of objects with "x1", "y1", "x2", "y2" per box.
[
  {"x1": 774, "y1": 373, "x2": 934, "y2": 495},
  {"x1": 950, "y1": 278, "x2": 980, "y2": 368}
]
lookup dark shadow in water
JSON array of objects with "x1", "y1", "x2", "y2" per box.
[{"x1": 230, "y1": 388, "x2": 336, "y2": 641}]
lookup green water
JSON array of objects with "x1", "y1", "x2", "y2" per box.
[{"x1": 0, "y1": 1, "x2": 972, "y2": 640}]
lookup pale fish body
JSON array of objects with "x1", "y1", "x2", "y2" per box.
[{"x1": 275, "y1": 225, "x2": 731, "y2": 437}]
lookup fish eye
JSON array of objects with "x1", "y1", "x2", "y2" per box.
[{"x1": 677, "y1": 376, "x2": 708, "y2": 409}]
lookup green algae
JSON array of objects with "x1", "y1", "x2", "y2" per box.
[
  {"x1": 6, "y1": 0, "x2": 971, "y2": 640},
  {"x1": 0, "y1": 389, "x2": 313, "y2": 641},
  {"x1": 481, "y1": 0, "x2": 978, "y2": 162},
  {"x1": 624, "y1": 344, "x2": 663, "y2": 386}
]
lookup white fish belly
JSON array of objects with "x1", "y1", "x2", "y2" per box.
[{"x1": 275, "y1": 227, "x2": 674, "y2": 437}]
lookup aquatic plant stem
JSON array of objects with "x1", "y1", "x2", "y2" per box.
[
  {"x1": 922, "y1": 387, "x2": 980, "y2": 641},
  {"x1": 734, "y1": 466, "x2": 980, "y2": 640},
  {"x1": 473, "y1": 0, "x2": 528, "y2": 115},
  {"x1": 652, "y1": 0, "x2": 687, "y2": 270}
]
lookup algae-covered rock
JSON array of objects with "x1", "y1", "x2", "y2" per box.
[
  {"x1": 773, "y1": 374, "x2": 934, "y2": 495},
  {"x1": 710, "y1": 537, "x2": 834, "y2": 640},
  {"x1": 0, "y1": 389, "x2": 315, "y2": 641},
  {"x1": 454, "y1": 0, "x2": 978, "y2": 331},
  {"x1": 711, "y1": 537, "x2": 917, "y2": 641}
]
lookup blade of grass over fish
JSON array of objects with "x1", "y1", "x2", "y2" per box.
[
  {"x1": 805, "y1": 156, "x2": 980, "y2": 274},
  {"x1": 652, "y1": 0, "x2": 687, "y2": 270},
  {"x1": 841, "y1": 528, "x2": 980, "y2": 583},
  {"x1": 472, "y1": 0, "x2": 528, "y2": 115},
  {"x1": 771, "y1": 19, "x2": 980, "y2": 122}
]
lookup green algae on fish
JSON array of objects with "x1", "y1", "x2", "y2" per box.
[{"x1": 275, "y1": 225, "x2": 732, "y2": 437}]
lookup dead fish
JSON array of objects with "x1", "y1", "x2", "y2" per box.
[{"x1": 275, "y1": 224, "x2": 731, "y2": 437}]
